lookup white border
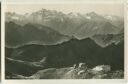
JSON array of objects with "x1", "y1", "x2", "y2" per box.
[
  {"x1": 1, "y1": 0, "x2": 128, "y2": 84},
  {"x1": 1, "y1": 0, "x2": 5, "y2": 83},
  {"x1": 5, "y1": 0, "x2": 125, "y2": 4},
  {"x1": 124, "y1": 0, "x2": 128, "y2": 81}
]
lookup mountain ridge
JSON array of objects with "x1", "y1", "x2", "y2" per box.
[
  {"x1": 6, "y1": 37, "x2": 124, "y2": 70},
  {"x1": 5, "y1": 21, "x2": 71, "y2": 48},
  {"x1": 6, "y1": 9, "x2": 124, "y2": 39}
]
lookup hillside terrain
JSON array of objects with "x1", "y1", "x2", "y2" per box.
[{"x1": 5, "y1": 9, "x2": 124, "y2": 79}]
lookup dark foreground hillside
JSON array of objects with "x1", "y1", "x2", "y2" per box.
[{"x1": 5, "y1": 38, "x2": 124, "y2": 79}]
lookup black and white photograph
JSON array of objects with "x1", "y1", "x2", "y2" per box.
[{"x1": 5, "y1": 3, "x2": 124, "y2": 79}]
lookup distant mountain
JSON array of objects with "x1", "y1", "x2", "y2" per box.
[
  {"x1": 85, "y1": 12, "x2": 107, "y2": 21},
  {"x1": 5, "y1": 22, "x2": 71, "y2": 48},
  {"x1": 6, "y1": 12, "x2": 27, "y2": 25},
  {"x1": 74, "y1": 21, "x2": 119, "y2": 39},
  {"x1": 104, "y1": 15, "x2": 124, "y2": 28},
  {"x1": 6, "y1": 9, "x2": 124, "y2": 39},
  {"x1": 91, "y1": 33, "x2": 124, "y2": 47}
]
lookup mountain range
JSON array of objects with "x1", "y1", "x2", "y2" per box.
[
  {"x1": 5, "y1": 8, "x2": 124, "y2": 79},
  {"x1": 6, "y1": 9, "x2": 123, "y2": 39},
  {"x1": 6, "y1": 9, "x2": 124, "y2": 48}
]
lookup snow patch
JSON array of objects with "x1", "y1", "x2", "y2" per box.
[
  {"x1": 105, "y1": 15, "x2": 113, "y2": 20},
  {"x1": 92, "y1": 65, "x2": 111, "y2": 72},
  {"x1": 86, "y1": 16, "x2": 91, "y2": 19},
  {"x1": 11, "y1": 16, "x2": 20, "y2": 20}
]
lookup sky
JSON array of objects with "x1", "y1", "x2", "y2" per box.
[{"x1": 6, "y1": 3, "x2": 124, "y2": 17}]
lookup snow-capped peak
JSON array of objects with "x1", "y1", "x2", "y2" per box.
[
  {"x1": 86, "y1": 16, "x2": 91, "y2": 19},
  {"x1": 11, "y1": 16, "x2": 20, "y2": 20},
  {"x1": 68, "y1": 12, "x2": 78, "y2": 17},
  {"x1": 104, "y1": 15, "x2": 113, "y2": 20}
]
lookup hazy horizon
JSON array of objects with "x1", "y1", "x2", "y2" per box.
[{"x1": 6, "y1": 3, "x2": 124, "y2": 17}]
